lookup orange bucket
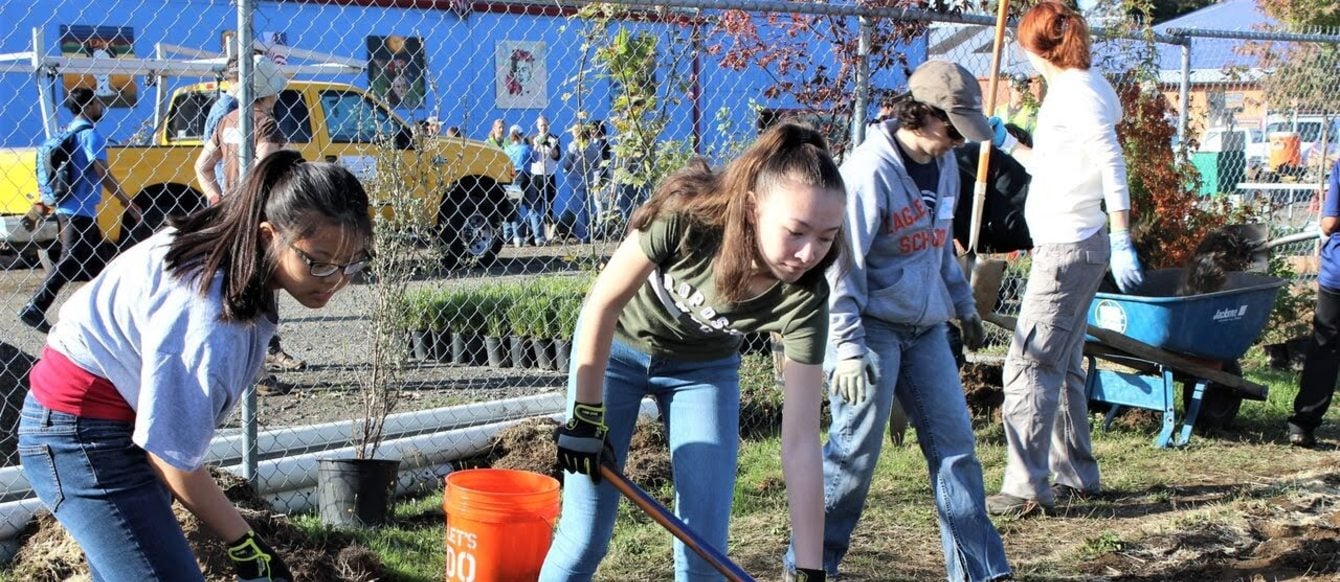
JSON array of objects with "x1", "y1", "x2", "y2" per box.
[
  {"x1": 444, "y1": 469, "x2": 560, "y2": 582},
  {"x1": 1268, "y1": 131, "x2": 1301, "y2": 170}
]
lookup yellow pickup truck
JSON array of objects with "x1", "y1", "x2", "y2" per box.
[{"x1": 0, "y1": 80, "x2": 515, "y2": 268}]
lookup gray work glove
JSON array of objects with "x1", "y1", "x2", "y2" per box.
[
  {"x1": 960, "y1": 312, "x2": 986, "y2": 351},
  {"x1": 831, "y1": 352, "x2": 879, "y2": 404}
]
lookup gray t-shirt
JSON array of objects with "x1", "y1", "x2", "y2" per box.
[
  {"x1": 614, "y1": 212, "x2": 829, "y2": 364},
  {"x1": 48, "y1": 229, "x2": 277, "y2": 471}
]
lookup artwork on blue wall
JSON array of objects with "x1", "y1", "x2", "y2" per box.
[
  {"x1": 368, "y1": 35, "x2": 427, "y2": 109},
  {"x1": 496, "y1": 40, "x2": 547, "y2": 110},
  {"x1": 59, "y1": 25, "x2": 136, "y2": 108}
]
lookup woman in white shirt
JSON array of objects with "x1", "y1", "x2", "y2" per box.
[{"x1": 983, "y1": 0, "x2": 1143, "y2": 517}]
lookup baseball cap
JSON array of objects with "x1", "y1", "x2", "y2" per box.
[
  {"x1": 1010, "y1": 73, "x2": 1031, "y2": 89},
  {"x1": 231, "y1": 55, "x2": 288, "y2": 100},
  {"x1": 907, "y1": 60, "x2": 992, "y2": 142},
  {"x1": 509, "y1": 124, "x2": 524, "y2": 136}
]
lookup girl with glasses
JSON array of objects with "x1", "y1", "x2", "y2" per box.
[{"x1": 18, "y1": 150, "x2": 372, "y2": 581}]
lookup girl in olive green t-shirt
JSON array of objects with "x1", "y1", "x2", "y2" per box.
[{"x1": 540, "y1": 123, "x2": 847, "y2": 582}]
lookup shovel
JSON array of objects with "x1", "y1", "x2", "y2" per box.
[{"x1": 599, "y1": 461, "x2": 756, "y2": 582}]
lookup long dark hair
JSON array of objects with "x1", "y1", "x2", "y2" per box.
[
  {"x1": 165, "y1": 150, "x2": 373, "y2": 321},
  {"x1": 629, "y1": 123, "x2": 847, "y2": 302}
]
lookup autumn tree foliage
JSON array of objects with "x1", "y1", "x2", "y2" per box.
[
  {"x1": 1115, "y1": 79, "x2": 1238, "y2": 269},
  {"x1": 703, "y1": 1, "x2": 928, "y2": 149}
]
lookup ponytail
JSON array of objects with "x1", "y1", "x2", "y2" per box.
[
  {"x1": 165, "y1": 150, "x2": 373, "y2": 321},
  {"x1": 1018, "y1": 1, "x2": 1091, "y2": 70}
]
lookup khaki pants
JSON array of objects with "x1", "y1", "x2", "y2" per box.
[{"x1": 1000, "y1": 230, "x2": 1110, "y2": 503}]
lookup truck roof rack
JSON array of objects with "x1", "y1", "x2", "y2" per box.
[{"x1": 0, "y1": 27, "x2": 365, "y2": 138}]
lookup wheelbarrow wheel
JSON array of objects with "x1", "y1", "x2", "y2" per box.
[{"x1": 1183, "y1": 359, "x2": 1244, "y2": 430}]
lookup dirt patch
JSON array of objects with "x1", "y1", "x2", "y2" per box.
[
  {"x1": 9, "y1": 468, "x2": 384, "y2": 582},
  {"x1": 961, "y1": 362, "x2": 1004, "y2": 418},
  {"x1": 1076, "y1": 470, "x2": 1340, "y2": 581},
  {"x1": 469, "y1": 417, "x2": 673, "y2": 490}
]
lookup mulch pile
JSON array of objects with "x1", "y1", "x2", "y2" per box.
[
  {"x1": 9, "y1": 469, "x2": 384, "y2": 582},
  {"x1": 480, "y1": 417, "x2": 673, "y2": 490}
]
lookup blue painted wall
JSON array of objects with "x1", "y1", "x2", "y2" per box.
[{"x1": 0, "y1": 1, "x2": 925, "y2": 155}]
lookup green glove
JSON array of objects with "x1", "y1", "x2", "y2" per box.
[{"x1": 831, "y1": 352, "x2": 879, "y2": 404}]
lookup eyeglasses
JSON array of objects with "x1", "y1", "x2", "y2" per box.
[
  {"x1": 287, "y1": 241, "x2": 371, "y2": 278},
  {"x1": 931, "y1": 109, "x2": 964, "y2": 144}
]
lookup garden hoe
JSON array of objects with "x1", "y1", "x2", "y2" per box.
[{"x1": 599, "y1": 461, "x2": 756, "y2": 582}]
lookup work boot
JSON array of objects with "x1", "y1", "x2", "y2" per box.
[
  {"x1": 255, "y1": 374, "x2": 288, "y2": 396},
  {"x1": 265, "y1": 349, "x2": 307, "y2": 372},
  {"x1": 986, "y1": 493, "x2": 1054, "y2": 518},
  {"x1": 18, "y1": 304, "x2": 50, "y2": 334}
]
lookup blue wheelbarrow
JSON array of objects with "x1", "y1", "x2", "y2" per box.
[{"x1": 1081, "y1": 269, "x2": 1287, "y2": 447}]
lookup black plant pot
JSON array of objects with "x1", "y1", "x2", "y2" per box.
[
  {"x1": 553, "y1": 338, "x2": 572, "y2": 371},
  {"x1": 431, "y1": 330, "x2": 452, "y2": 362},
  {"x1": 451, "y1": 332, "x2": 469, "y2": 365},
  {"x1": 410, "y1": 330, "x2": 432, "y2": 362},
  {"x1": 317, "y1": 458, "x2": 401, "y2": 527},
  {"x1": 485, "y1": 336, "x2": 510, "y2": 368},
  {"x1": 510, "y1": 336, "x2": 534, "y2": 368},
  {"x1": 467, "y1": 334, "x2": 488, "y2": 366},
  {"x1": 532, "y1": 338, "x2": 555, "y2": 370}
]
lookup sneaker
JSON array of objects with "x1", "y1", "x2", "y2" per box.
[
  {"x1": 1288, "y1": 425, "x2": 1317, "y2": 448},
  {"x1": 17, "y1": 304, "x2": 50, "y2": 334},
  {"x1": 265, "y1": 349, "x2": 307, "y2": 372},
  {"x1": 255, "y1": 374, "x2": 289, "y2": 396},
  {"x1": 986, "y1": 493, "x2": 1054, "y2": 517}
]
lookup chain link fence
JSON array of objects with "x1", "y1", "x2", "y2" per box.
[{"x1": 0, "y1": 0, "x2": 1337, "y2": 557}]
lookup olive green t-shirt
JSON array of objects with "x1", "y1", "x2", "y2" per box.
[{"x1": 614, "y1": 213, "x2": 829, "y2": 365}]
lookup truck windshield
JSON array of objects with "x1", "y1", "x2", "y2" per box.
[{"x1": 320, "y1": 90, "x2": 405, "y2": 143}]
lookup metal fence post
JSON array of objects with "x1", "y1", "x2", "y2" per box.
[
  {"x1": 1178, "y1": 35, "x2": 1191, "y2": 147},
  {"x1": 238, "y1": 0, "x2": 259, "y2": 489},
  {"x1": 852, "y1": 15, "x2": 872, "y2": 146}
]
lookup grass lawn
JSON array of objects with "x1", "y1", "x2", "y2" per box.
[{"x1": 307, "y1": 354, "x2": 1340, "y2": 581}]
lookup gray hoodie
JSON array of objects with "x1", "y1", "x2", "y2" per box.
[{"x1": 829, "y1": 121, "x2": 976, "y2": 361}]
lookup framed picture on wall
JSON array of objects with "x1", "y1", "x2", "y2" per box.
[
  {"x1": 59, "y1": 25, "x2": 136, "y2": 108},
  {"x1": 367, "y1": 35, "x2": 427, "y2": 109},
  {"x1": 496, "y1": 40, "x2": 547, "y2": 109}
]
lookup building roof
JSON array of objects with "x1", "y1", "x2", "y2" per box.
[{"x1": 1153, "y1": 0, "x2": 1277, "y2": 78}]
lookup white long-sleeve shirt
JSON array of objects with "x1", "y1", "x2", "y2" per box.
[{"x1": 1023, "y1": 67, "x2": 1130, "y2": 244}]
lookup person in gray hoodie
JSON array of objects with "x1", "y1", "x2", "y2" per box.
[{"x1": 784, "y1": 61, "x2": 1011, "y2": 582}]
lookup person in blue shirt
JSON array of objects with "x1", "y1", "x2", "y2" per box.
[
  {"x1": 202, "y1": 56, "x2": 240, "y2": 154},
  {"x1": 19, "y1": 88, "x2": 140, "y2": 333},
  {"x1": 503, "y1": 124, "x2": 536, "y2": 246},
  {"x1": 1289, "y1": 158, "x2": 1340, "y2": 447}
]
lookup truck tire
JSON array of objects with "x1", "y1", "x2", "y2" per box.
[
  {"x1": 127, "y1": 185, "x2": 205, "y2": 247},
  {"x1": 1183, "y1": 359, "x2": 1244, "y2": 431},
  {"x1": 437, "y1": 181, "x2": 504, "y2": 270}
]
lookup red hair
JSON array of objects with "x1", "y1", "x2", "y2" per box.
[{"x1": 1018, "y1": 1, "x2": 1091, "y2": 70}]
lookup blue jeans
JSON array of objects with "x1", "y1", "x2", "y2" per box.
[
  {"x1": 540, "y1": 340, "x2": 741, "y2": 582},
  {"x1": 17, "y1": 393, "x2": 204, "y2": 581},
  {"x1": 788, "y1": 320, "x2": 1010, "y2": 581}
]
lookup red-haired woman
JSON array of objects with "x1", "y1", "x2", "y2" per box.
[{"x1": 984, "y1": 0, "x2": 1144, "y2": 517}]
